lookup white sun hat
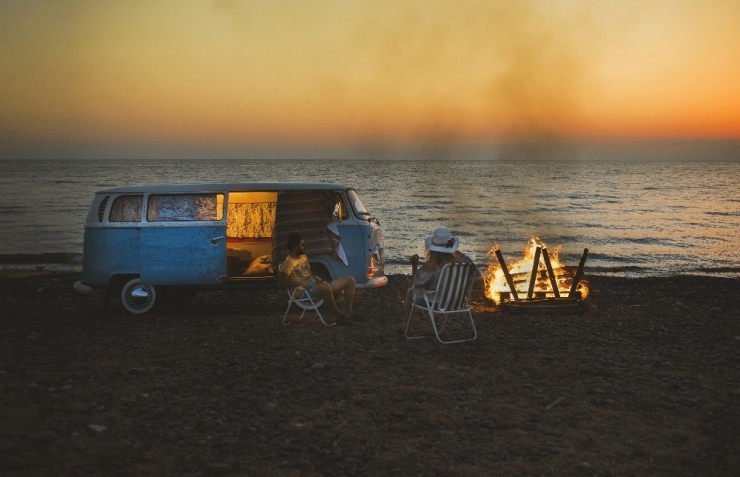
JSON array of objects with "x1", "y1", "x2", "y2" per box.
[{"x1": 424, "y1": 227, "x2": 460, "y2": 253}]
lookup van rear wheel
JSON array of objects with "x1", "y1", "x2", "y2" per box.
[{"x1": 120, "y1": 278, "x2": 157, "y2": 314}]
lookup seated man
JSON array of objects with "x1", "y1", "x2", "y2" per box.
[{"x1": 277, "y1": 234, "x2": 360, "y2": 325}]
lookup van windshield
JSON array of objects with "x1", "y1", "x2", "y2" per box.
[{"x1": 347, "y1": 189, "x2": 370, "y2": 216}]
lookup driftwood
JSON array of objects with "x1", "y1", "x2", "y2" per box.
[{"x1": 545, "y1": 396, "x2": 566, "y2": 411}]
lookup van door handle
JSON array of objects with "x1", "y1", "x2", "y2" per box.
[{"x1": 210, "y1": 235, "x2": 225, "y2": 245}]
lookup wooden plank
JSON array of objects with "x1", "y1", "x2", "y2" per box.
[
  {"x1": 495, "y1": 249, "x2": 519, "y2": 301},
  {"x1": 542, "y1": 248, "x2": 560, "y2": 298},
  {"x1": 568, "y1": 248, "x2": 589, "y2": 298},
  {"x1": 527, "y1": 246, "x2": 542, "y2": 299}
]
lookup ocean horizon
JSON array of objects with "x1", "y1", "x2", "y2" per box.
[{"x1": 1, "y1": 158, "x2": 739, "y2": 278}]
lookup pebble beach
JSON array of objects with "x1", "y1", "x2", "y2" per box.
[{"x1": 1, "y1": 271, "x2": 739, "y2": 476}]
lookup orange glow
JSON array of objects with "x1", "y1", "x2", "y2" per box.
[
  {"x1": 1, "y1": 1, "x2": 740, "y2": 157},
  {"x1": 485, "y1": 237, "x2": 589, "y2": 305}
]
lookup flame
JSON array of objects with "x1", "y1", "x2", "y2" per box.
[{"x1": 484, "y1": 237, "x2": 589, "y2": 304}]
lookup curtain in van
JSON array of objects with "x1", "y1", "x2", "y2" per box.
[
  {"x1": 272, "y1": 190, "x2": 341, "y2": 267},
  {"x1": 227, "y1": 202, "x2": 276, "y2": 238}
]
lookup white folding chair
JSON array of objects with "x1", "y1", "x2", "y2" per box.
[
  {"x1": 282, "y1": 287, "x2": 334, "y2": 326},
  {"x1": 404, "y1": 263, "x2": 479, "y2": 344}
]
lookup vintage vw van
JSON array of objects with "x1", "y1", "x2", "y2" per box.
[{"x1": 73, "y1": 183, "x2": 386, "y2": 314}]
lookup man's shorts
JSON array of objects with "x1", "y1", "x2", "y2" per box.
[{"x1": 301, "y1": 281, "x2": 331, "y2": 299}]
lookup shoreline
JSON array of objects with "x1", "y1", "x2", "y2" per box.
[
  {"x1": 2, "y1": 253, "x2": 740, "y2": 281},
  {"x1": 0, "y1": 253, "x2": 81, "y2": 264},
  {"x1": 2, "y1": 252, "x2": 740, "y2": 280}
]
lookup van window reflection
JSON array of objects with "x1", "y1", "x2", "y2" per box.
[
  {"x1": 109, "y1": 195, "x2": 143, "y2": 222},
  {"x1": 147, "y1": 194, "x2": 224, "y2": 221}
]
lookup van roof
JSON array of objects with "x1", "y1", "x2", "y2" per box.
[{"x1": 96, "y1": 182, "x2": 349, "y2": 194}]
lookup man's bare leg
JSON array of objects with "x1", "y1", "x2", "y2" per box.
[
  {"x1": 330, "y1": 276, "x2": 356, "y2": 317},
  {"x1": 312, "y1": 282, "x2": 344, "y2": 317}
]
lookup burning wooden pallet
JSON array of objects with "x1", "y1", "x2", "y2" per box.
[{"x1": 491, "y1": 246, "x2": 589, "y2": 314}]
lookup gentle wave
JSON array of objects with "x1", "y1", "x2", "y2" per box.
[{"x1": 1, "y1": 159, "x2": 739, "y2": 278}]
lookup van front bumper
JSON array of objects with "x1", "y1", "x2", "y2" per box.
[{"x1": 357, "y1": 275, "x2": 388, "y2": 289}]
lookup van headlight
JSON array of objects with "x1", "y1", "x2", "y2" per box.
[{"x1": 368, "y1": 245, "x2": 382, "y2": 277}]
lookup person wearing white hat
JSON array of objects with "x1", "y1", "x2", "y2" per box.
[{"x1": 402, "y1": 227, "x2": 473, "y2": 326}]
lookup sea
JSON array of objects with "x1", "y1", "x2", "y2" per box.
[{"x1": 1, "y1": 158, "x2": 739, "y2": 278}]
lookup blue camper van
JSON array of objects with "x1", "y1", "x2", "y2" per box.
[{"x1": 73, "y1": 183, "x2": 386, "y2": 314}]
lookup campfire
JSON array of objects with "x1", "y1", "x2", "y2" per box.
[{"x1": 485, "y1": 238, "x2": 589, "y2": 313}]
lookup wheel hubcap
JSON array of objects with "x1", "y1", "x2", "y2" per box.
[{"x1": 130, "y1": 286, "x2": 150, "y2": 304}]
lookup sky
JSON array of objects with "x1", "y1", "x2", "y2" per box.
[{"x1": 1, "y1": 0, "x2": 740, "y2": 160}]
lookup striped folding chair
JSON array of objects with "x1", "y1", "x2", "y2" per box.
[{"x1": 404, "y1": 262, "x2": 479, "y2": 344}]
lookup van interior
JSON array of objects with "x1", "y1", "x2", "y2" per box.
[{"x1": 226, "y1": 191, "x2": 277, "y2": 278}]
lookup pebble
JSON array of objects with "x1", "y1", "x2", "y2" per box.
[{"x1": 88, "y1": 425, "x2": 106, "y2": 435}]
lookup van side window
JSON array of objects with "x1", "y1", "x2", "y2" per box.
[
  {"x1": 347, "y1": 189, "x2": 369, "y2": 216},
  {"x1": 147, "y1": 194, "x2": 224, "y2": 222},
  {"x1": 109, "y1": 195, "x2": 143, "y2": 222}
]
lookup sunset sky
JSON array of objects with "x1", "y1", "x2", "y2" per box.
[{"x1": 1, "y1": 0, "x2": 739, "y2": 159}]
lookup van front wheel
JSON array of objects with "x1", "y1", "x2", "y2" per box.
[{"x1": 120, "y1": 278, "x2": 157, "y2": 314}]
